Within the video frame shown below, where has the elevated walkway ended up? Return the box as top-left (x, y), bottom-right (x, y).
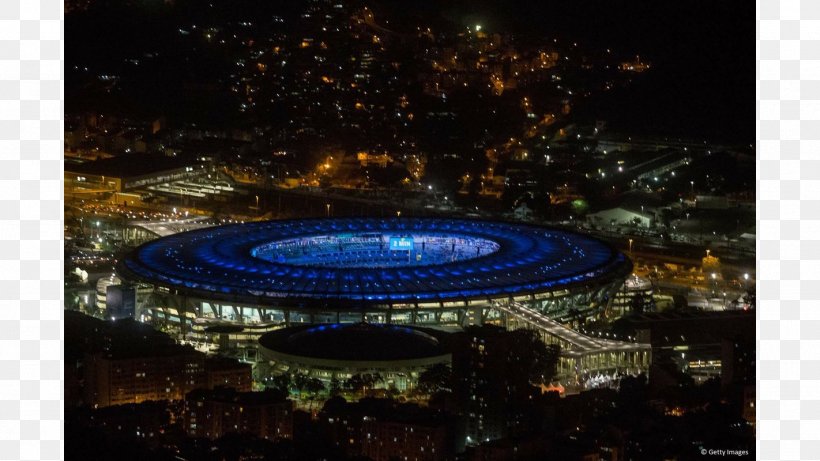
top-left (496, 301), bottom-right (651, 388)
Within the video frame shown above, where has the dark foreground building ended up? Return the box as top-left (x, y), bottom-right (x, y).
top-left (184, 387), bottom-right (294, 440)
top-left (66, 311), bottom-right (251, 408)
top-left (320, 397), bottom-right (460, 461)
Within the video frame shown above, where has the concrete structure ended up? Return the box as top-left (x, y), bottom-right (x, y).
top-left (184, 388), bottom-right (293, 440)
top-left (105, 284), bottom-right (136, 321)
top-left (117, 218), bottom-right (632, 338)
top-left (625, 310), bottom-right (754, 385)
top-left (362, 417), bottom-right (451, 461)
top-left (95, 274), bottom-right (121, 311)
top-left (65, 153), bottom-right (206, 194)
top-left (258, 323), bottom-right (452, 392)
top-left (320, 398), bottom-right (458, 461)
top-left (610, 275), bottom-right (654, 316)
top-left (498, 302), bottom-right (651, 388)
top-left (83, 346), bottom-right (252, 407)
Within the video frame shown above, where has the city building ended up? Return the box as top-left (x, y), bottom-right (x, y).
top-left (83, 350), bottom-right (252, 407)
top-left (184, 388), bottom-right (293, 440)
top-left (467, 435), bottom-right (549, 461)
top-left (320, 398), bottom-right (458, 461)
top-left (361, 417), bottom-right (451, 461)
top-left (626, 310), bottom-right (755, 386)
top-left (610, 275), bottom-right (654, 316)
top-left (204, 356), bottom-right (254, 392)
top-left (105, 284), bottom-right (137, 321)
top-left (65, 153), bottom-right (206, 194)
top-left (83, 346), bottom-right (207, 407)
top-left (73, 313), bottom-right (253, 407)
top-left (452, 326), bottom-right (543, 444)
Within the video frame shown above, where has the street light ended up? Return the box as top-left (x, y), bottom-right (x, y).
top-left (628, 238), bottom-right (633, 253)
top-left (325, 203), bottom-right (331, 217)
top-left (396, 210), bottom-right (401, 217)
top-left (255, 195), bottom-right (259, 208)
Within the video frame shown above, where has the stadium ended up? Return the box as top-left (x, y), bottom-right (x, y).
top-left (257, 322), bottom-right (452, 392)
top-left (118, 217), bottom-right (632, 332)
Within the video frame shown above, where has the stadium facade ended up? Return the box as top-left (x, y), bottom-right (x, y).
top-left (118, 218), bottom-right (632, 332)
top-left (257, 323), bottom-right (452, 392)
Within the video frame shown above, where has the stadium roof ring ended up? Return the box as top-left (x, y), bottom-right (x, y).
top-left (118, 217), bottom-right (632, 309)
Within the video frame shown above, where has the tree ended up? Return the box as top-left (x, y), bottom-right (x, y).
top-left (385, 385), bottom-right (400, 399)
top-left (542, 344), bottom-right (561, 383)
top-left (305, 377), bottom-right (325, 400)
top-left (345, 374), bottom-right (365, 395)
top-left (618, 373), bottom-right (648, 405)
top-left (271, 373), bottom-right (292, 395)
top-left (328, 376), bottom-right (343, 397)
top-left (253, 361), bottom-right (274, 388)
top-left (702, 254), bottom-right (721, 274)
top-left (417, 363), bottom-right (453, 395)
top-left (360, 373), bottom-right (381, 395)
top-left (508, 329), bottom-right (561, 385)
top-left (293, 373), bottom-right (310, 399)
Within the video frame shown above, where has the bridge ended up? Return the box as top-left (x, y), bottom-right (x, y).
top-left (496, 301), bottom-right (651, 390)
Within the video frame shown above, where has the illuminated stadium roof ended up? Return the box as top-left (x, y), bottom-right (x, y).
top-left (118, 218), bottom-right (630, 307)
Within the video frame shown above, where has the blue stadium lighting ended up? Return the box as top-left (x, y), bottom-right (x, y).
top-left (119, 218), bottom-right (629, 306)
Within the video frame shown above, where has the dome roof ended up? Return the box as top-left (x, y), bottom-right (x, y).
top-left (259, 323), bottom-right (449, 361)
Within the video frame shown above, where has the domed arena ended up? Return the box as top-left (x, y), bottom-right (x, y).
top-left (117, 218), bottom-right (631, 331)
top-left (257, 322), bottom-right (453, 391)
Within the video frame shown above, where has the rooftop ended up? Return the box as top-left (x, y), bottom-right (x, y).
top-left (259, 323), bottom-right (450, 361)
top-left (65, 153), bottom-right (201, 179)
top-left (118, 218), bottom-right (630, 307)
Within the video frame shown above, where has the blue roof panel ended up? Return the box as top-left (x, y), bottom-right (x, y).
top-left (120, 218), bottom-right (629, 306)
